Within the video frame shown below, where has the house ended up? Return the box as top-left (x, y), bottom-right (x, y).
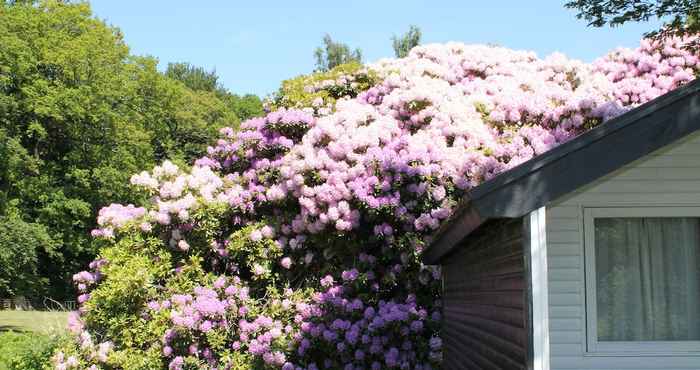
top-left (424, 78), bottom-right (700, 370)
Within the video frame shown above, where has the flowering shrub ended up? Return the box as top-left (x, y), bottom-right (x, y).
top-left (55, 37), bottom-right (699, 369)
top-left (269, 62), bottom-right (380, 114)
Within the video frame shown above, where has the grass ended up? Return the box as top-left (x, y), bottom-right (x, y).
top-left (0, 310), bottom-right (68, 333)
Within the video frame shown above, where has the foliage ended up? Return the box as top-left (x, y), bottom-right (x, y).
top-left (224, 93), bottom-right (265, 122)
top-left (165, 62), bottom-right (220, 93)
top-left (57, 34), bottom-right (700, 369)
top-left (0, 217), bottom-right (55, 297)
top-left (313, 34), bottom-right (362, 72)
top-left (0, 0), bottom-right (243, 300)
top-left (166, 62), bottom-right (264, 122)
top-left (566, 0), bottom-right (700, 46)
top-left (271, 62), bottom-right (380, 111)
top-left (0, 331), bottom-right (60, 370)
top-left (133, 58), bottom-right (240, 164)
top-left (392, 25), bottom-right (422, 58)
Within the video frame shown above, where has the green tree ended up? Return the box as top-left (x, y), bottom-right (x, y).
top-left (314, 34), bottom-right (362, 72)
top-left (134, 58), bottom-right (239, 163)
top-left (0, 0), bottom-right (241, 299)
top-left (566, 0), bottom-right (700, 42)
top-left (223, 93), bottom-right (265, 121)
top-left (0, 217), bottom-right (55, 298)
top-left (165, 62), bottom-right (220, 93)
top-left (392, 25), bottom-right (422, 58)
top-left (166, 61), bottom-right (264, 121)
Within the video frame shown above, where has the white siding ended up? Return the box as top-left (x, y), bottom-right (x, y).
top-left (545, 131), bottom-right (700, 369)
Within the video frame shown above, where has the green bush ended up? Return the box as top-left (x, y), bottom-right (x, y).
top-left (270, 62), bottom-right (379, 110)
top-left (0, 331), bottom-right (60, 370)
top-left (0, 217), bottom-right (56, 298)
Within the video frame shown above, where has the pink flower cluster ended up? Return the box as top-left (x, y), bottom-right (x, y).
top-left (72, 259), bottom-right (107, 307)
top-left (92, 204), bottom-right (146, 238)
top-left (153, 277), bottom-right (302, 369)
top-left (52, 330), bottom-right (113, 370)
top-left (594, 37), bottom-right (698, 104)
top-left (304, 71), bottom-right (367, 95)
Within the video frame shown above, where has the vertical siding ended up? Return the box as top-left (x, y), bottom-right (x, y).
top-left (546, 131), bottom-right (700, 369)
top-left (442, 219), bottom-right (527, 370)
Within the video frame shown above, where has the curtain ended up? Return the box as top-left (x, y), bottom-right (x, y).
top-left (595, 217), bottom-right (700, 342)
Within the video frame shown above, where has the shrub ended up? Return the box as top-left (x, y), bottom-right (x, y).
top-left (0, 331), bottom-right (60, 370)
top-left (270, 62), bottom-right (380, 112)
top-left (55, 36), bottom-right (699, 369)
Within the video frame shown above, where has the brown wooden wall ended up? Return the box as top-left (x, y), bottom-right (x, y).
top-left (441, 218), bottom-right (527, 370)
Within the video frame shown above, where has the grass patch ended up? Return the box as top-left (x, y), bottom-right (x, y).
top-left (0, 331), bottom-right (60, 370)
top-left (0, 310), bottom-right (68, 333)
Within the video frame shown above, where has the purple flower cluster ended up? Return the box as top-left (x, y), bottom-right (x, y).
top-left (198, 108), bottom-right (315, 173)
top-left (72, 259), bottom-right (107, 310)
top-left (147, 276), bottom-right (301, 369)
top-left (593, 37), bottom-right (698, 104)
top-left (292, 290), bottom-right (440, 369)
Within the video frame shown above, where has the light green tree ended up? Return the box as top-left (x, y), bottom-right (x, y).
top-left (165, 62), bottom-right (221, 93)
top-left (392, 25), bottom-right (422, 58)
top-left (166, 61), bottom-right (264, 121)
top-left (314, 34), bottom-right (362, 72)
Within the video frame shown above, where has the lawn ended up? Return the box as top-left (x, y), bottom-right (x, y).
top-left (0, 310), bottom-right (68, 333)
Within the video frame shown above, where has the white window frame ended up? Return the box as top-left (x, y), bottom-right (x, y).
top-left (583, 206), bottom-right (700, 356)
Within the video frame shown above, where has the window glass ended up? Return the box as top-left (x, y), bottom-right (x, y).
top-left (594, 217), bottom-right (700, 341)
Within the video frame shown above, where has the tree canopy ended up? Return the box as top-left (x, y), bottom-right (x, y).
top-left (313, 34), bottom-right (363, 72)
top-left (566, 0), bottom-right (700, 42)
top-left (166, 62), bottom-right (264, 121)
top-left (165, 62), bottom-right (221, 93)
top-left (392, 25), bottom-right (422, 58)
top-left (0, 0), bottom-right (261, 300)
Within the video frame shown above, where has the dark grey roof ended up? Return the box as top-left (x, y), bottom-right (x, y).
top-left (424, 78), bottom-right (700, 264)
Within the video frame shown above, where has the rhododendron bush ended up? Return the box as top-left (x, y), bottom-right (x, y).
top-left (55, 37), bottom-right (699, 370)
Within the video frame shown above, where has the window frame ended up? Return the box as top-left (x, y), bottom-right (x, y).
top-left (583, 206), bottom-right (700, 355)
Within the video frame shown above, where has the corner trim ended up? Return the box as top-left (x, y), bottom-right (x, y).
top-left (524, 207), bottom-right (550, 370)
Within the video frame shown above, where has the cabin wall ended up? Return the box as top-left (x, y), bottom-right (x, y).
top-left (545, 131), bottom-right (700, 369)
top-left (441, 219), bottom-right (527, 370)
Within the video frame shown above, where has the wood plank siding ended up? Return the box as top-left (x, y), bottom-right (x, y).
top-left (442, 219), bottom-right (527, 370)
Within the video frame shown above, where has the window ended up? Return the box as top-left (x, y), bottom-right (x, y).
top-left (584, 207), bottom-right (700, 354)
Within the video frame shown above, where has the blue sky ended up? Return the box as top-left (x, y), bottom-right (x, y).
top-left (89, 1), bottom-right (660, 97)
